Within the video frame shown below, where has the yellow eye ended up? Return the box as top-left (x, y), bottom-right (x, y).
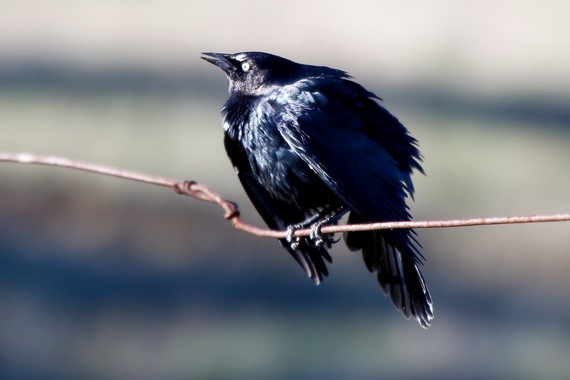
top-left (241, 61), bottom-right (251, 72)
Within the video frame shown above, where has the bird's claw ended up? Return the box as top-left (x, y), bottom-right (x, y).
top-left (286, 225), bottom-right (301, 250)
top-left (308, 223), bottom-right (339, 248)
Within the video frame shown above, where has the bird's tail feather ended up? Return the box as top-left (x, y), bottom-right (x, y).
top-left (345, 215), bottom-right (433, 327)
top-left (281, 239), bottom-right (332, 285)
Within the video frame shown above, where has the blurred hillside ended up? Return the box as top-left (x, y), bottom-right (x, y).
top-left (1, 1), bottom-right (569, 379)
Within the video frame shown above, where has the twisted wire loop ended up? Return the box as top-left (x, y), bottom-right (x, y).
top-left (172, 180), bottom-right (240, 220)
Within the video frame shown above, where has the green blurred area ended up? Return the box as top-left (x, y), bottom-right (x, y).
top-left (1, 1), bottom-right (570, 379)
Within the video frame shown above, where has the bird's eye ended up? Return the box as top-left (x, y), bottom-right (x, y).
top-left (241, 61), bottom-right (251, 72)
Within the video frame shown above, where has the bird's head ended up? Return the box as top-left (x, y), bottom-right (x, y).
top-left (202, 51), bottom-right (299, 96)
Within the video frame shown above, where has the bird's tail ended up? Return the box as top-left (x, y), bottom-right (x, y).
top-left (281, 239), bottom-right (332, 286)
top-left (345, 214), bottom-right (434, 328)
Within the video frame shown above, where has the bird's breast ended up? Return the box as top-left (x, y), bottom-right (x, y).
top-left (223, 96), bottom-right (339, 209)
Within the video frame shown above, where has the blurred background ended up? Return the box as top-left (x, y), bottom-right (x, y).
top-left (1, 1), bottom-right (570, 379)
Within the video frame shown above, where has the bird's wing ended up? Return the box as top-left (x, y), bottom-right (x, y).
top-left (267, 78), bottom-right (433, 326)
top-left (267, 78), bottom-right (422, 261)
top-left (224, 133), bottom-right (331, 285)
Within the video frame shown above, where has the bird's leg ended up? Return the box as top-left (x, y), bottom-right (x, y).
top-left (285, 225), bottom-right (301, 250)
top-left (285, 211), bottom-right (324, 250)
top-left (285, 206), bottom-right (347, 250)
top-left (308, 206), bottom-right (348, 247)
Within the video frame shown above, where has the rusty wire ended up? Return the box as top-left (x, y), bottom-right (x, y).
top-left (1, 152), bottom-right (569, 240)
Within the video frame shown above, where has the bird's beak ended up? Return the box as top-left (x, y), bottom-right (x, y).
top-left (201, 52), bottom-right (233, 74)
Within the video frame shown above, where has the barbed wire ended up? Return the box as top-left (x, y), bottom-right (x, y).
top-left (1, 152), bottom-right (569, 240)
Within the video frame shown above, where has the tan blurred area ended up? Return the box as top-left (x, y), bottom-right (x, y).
top-left (1, 1), bottom-right (569, 379)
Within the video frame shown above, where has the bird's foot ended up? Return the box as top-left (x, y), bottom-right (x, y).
top-left (308, 221), bottom-right (339, 248)
top-left (285, 225), bottom-right (301, 250)
top-left (286, 206), bottom-right (347, 250)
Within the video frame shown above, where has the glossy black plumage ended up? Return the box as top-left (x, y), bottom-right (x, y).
top-left (203, 51), bottom-right (433, 327)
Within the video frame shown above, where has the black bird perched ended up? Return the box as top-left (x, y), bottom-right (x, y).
top-left (202, 51), bottom-right (433, 327)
